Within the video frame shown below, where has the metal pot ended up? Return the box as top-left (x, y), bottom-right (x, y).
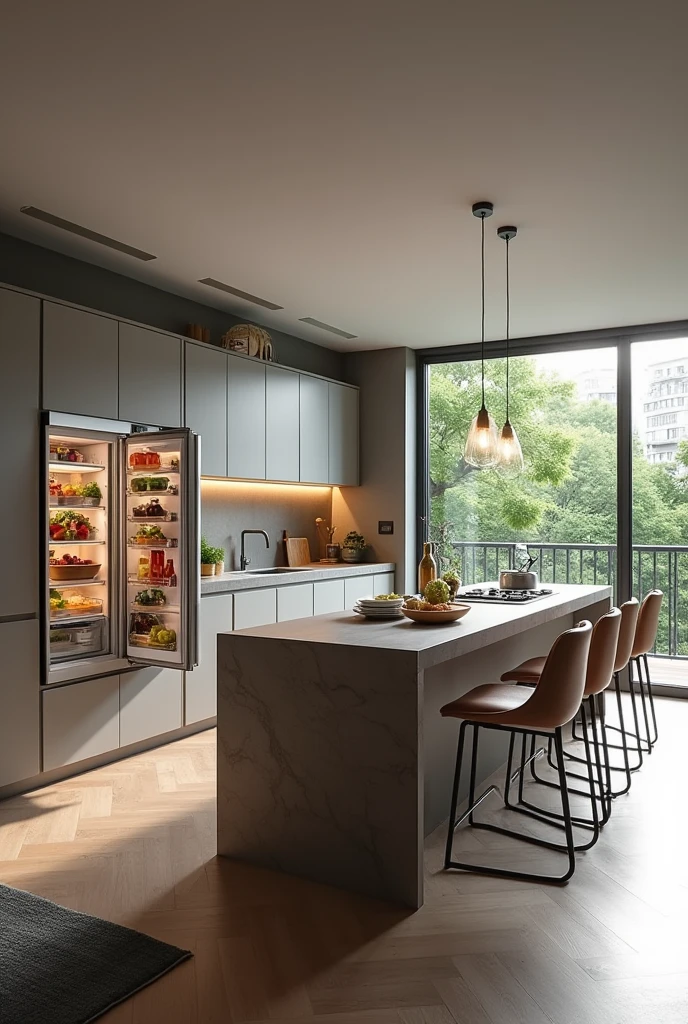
top-left (499, 569), bottom-right (539, 591)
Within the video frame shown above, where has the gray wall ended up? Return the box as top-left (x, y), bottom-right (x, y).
top-left (201, 480), bottom-right (333, 570)
top-left (0, 231), bottom-right (344, 378)
top-left (332, 347), bottom-right (417, 591)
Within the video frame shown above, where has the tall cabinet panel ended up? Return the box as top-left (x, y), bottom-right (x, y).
top-left (299, 375), bottom-right (329, 483)
top-left (43, 302), bottom-right (119, 418)
top-left (185, 342), bottom-right (228, 477)
top-left (0, 620), bottom-right (40, 787)
top-left (119, 323), bottom-right (182, 426)
top-left (0, 288), bottom-right (40, 617)
top-left (266, 366), bottom-right (300, 482)
top-left (227, 356), bottom-right (266, 479)
top-left (328, 383), bottom-right (359, 485)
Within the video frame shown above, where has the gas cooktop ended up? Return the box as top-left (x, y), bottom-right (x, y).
top-left (459, 587), bottom-right (555, 604)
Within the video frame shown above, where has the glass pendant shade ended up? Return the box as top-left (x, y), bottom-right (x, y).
top-left (497, 420), bottom-right (524, 478)
top-left (464, 404), bottom-right (499, 468)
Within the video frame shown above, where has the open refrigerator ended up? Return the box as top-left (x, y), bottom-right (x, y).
top-left (43, 412), bottom-right (199, 685)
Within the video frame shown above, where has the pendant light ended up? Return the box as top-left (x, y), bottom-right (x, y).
top-left (464, 201), bottom-right (499, 468)
top-left (496, 224), bottom-right (524, 478)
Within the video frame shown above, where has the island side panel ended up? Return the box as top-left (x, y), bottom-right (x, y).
top-left (422, 612), bottom-right (579, 837)
top-left (217, 633), bottom-right (423, 907)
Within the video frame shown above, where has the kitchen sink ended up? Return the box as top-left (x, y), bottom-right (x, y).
top-left (248, 567), bottom-right (307, 574)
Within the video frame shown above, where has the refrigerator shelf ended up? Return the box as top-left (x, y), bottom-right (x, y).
top-left (49, 462), bottom-right (106, 473)
top-left (129, 634), bottom-right (177, 652)
top-left (131, 603), bottom-right (180, 613)
top-left (50, 610), bottom-right (106, 621)
top-left (50, 539), bottom-right (105, 546)
top-left (126, 487), bottom-right (179, 497)
top-left (49, 500), bottom-right (106, 509)
top-left (128, 513), bottom-right (178, 523)
top-left (49, 578), bottom-right (105, 589)
top-left (127, 467), bottom-right (180, 476)
top-left (128, 539), bottom-right (178, 548)
top-left (127, 574), bottom-right (177, 587)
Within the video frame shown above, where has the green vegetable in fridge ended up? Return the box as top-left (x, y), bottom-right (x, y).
top-left (81, 482), bottom-right (102, 499)
top-left (424, 579), bottom-right (451, 605)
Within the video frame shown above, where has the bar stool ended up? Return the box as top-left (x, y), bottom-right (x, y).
top-left (503, 607), bottom-right (621, 833)
top-left (502, 600), bottom-right (641, 798)
top-left (631, 590), bottom-right (663, 751)
top-left (441, 620), bottom-right (592, 885)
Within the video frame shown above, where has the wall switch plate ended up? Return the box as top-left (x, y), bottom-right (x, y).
top-left (378, 521), bottom-right (394, 535)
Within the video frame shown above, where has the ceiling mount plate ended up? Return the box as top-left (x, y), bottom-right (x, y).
top-left (472, 201), bottom-right (494, 219)
top-left (497, 225), bottom-right (518, 240)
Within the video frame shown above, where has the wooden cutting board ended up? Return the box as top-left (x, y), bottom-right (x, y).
top-left (285, 536), bottom-right (311, 566)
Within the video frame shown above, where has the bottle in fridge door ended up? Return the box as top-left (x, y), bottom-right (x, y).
top-left (124, 429), bottom-right (199, 670)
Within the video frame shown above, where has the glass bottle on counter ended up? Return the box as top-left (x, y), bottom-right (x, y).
top-left (418, 542), bottom-right (437, 594)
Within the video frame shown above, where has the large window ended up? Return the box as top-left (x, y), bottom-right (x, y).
top-left (420, 332), bottom-right (688, 690)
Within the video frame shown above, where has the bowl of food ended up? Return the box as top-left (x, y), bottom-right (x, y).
top-left (401, 579), bottom-right (471, 624)
top-left (49, 557), bottom-right (101, 581)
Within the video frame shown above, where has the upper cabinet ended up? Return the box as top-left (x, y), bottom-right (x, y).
top-left (43, 302), bottom-right (119, 418)
top-left (227, 355), bottom-right (266, 480)
top-left (328, 382), bottom-right (359, 485)
top-left (299, 375), bottom-right (329, 484)
top-left (184, 341), bottom-right (228, 477)
top-left (118, 324), bottom-right (181, 426)
top-left (266, 366), bottom-right (300, 482)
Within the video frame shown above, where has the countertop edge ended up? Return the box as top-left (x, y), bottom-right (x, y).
top-left (202, 561), bottom-right (396, 594)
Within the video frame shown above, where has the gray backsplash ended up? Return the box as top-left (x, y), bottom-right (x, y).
top-left (201, 480), bottom-right (333, 569)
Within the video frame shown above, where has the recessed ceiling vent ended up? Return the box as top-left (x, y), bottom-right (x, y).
top-left (298, 317), bottom-right (357, 340)
top-left (198, 278), bottom-right (283, 310)
top-left (20, 206), bottom-right (156, 261)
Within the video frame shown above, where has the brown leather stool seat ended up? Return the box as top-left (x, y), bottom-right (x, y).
top-left (501, 656), bottom-right (545, 685)
top-left (442, 620), bottom-right (592, 885)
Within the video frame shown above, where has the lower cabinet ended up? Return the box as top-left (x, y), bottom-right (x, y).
top-left (233, 588), bottom-right (277, 630)
top-left (43, 676), bottom-right (120, 771)
top-left (277, 584), bottom-right (314, 622)
top-left (373, 572), bottom-right (396, 596)
top-left (120, 667), bottom-right (182, 746)
top-left (344, 575), bottom-right (377, 608)
top-left (0, 619), bottom-right (40, 788)
top-left (313, 578), bottom-right (345, 615)
top-left (185, 594), bottom-right (233, 725)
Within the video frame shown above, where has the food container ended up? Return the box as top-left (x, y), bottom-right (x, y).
top-left (74, 625), bottom-right (97, 645)
top-left (49, 563), bottom-right (101, 581)
top-left (499, 570), bottom-right (539, 591)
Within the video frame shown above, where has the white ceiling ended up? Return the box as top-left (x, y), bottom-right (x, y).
top-left (1, 1), bottom-right (687, 352)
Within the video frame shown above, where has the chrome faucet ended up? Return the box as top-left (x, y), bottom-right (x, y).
top-left (240, 529), bottom-right (270, 571)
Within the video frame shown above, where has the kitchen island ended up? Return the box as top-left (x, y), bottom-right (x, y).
top-left (217, 584), bottom-right (611, 907)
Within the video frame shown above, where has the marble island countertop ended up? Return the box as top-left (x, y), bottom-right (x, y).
top-left (228, 583), bottom-right (612, 670)
top-left (201, 561), bottom-right (395, 595)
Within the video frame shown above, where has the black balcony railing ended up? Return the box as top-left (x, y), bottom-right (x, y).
top-left (447, 541), bottom-right (688, 659)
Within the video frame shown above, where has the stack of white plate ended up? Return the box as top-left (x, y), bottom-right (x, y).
top-left (353, 597), bottom-right (404, 619)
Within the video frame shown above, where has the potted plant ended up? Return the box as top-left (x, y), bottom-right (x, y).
top-left (200, 536), bottom-right (216, 576)
top-left (341, 531), bottom-right (367, 563)
top-left (81, 481), bottom-right (102, 506)
top-left (212, 545), bottom-right (225, 575)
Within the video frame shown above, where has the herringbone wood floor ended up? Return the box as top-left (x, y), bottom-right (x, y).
top-left (2, 697), bottom-right (688, 1023)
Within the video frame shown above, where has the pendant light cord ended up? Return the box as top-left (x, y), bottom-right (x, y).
top-left (481, 212), bottom-right (486, 406)
top-left (505, 233), bottom-right (510, 422)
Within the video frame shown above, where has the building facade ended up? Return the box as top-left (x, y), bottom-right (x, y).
top-left (573, 367), bottom-right (617, 403)
top-left (643, 358), bottom-right (688, 464)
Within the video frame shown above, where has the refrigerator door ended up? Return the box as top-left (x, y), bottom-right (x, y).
top-left (122, 428), bottom-right (199, 671)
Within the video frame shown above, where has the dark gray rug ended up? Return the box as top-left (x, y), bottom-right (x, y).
top-left (0, 883), bottom-right (192, 1024)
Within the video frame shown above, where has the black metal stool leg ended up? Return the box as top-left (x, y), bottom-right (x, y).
top-left (634, 656), bottom-right (655, 753)
top-left (444, 720), bottom-right (468, 868)
top-left (643, 653), bottom-right (659, 746)
top-left (608, 672), bottom-right (633, 796)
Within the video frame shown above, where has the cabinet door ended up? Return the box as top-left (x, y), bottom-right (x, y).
top-left (266, 366), bottom-right (300, 482)
top-left (119, 323), bottom-right (181, 426)
top-left (227, 357), bottom-right (266, 479)
top-left (233, 588), bottom-right (277, 630)
top-left (344, 575), bottom-right (376, 608)
top-left (120, 666), bottom-right (182, 746)
top-left (43, 302), bottom-right (119, 418)
top-left (42, 675), bottom-right (119, 771)
top-left (277, 584), bottom-right (314, 622)
top-left (184, 342), bottom-right (228, 477)
top-left (328, 383), bottom-right (359, 485)
top-left (313, 578), bottom-right (345, 615)
top-left (186, 594), bottom-right (233, 724)
top-left (0, 620), bottom-right (40, 787)
top-left (0, 289), bottom-right (40, 618)
top-left (374, 572), bottom-right (396, 596)
top-left (299, 375), bottom-right (329, 483)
